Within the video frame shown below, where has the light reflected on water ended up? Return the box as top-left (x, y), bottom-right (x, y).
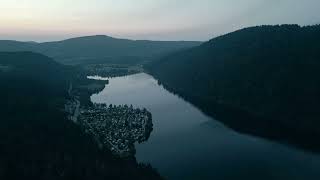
top-left (91, 73), bottom-right (320, 180)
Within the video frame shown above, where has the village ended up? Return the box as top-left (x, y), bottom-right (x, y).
top-left (78, 103), bottom-right (153, 157)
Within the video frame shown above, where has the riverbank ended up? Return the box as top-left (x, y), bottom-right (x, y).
top-left (79, 104), bottom-right (153, 157)
top-left (147, 70), bottom-right (320, 153)
top-left (64, 75), bottom-right (154, 157)
top-left (81, 63), bottom-right (143, 77)
top-left (90, 73), bottom-right (320, 180)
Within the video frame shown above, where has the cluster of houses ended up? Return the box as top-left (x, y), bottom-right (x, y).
top-left (78, 103), bottom-right (153, 157)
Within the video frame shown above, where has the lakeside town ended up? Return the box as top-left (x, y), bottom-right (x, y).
top-left (74, 103), bottom-right (153, 157)
top-left (64, 78), bottom-right (154, 157)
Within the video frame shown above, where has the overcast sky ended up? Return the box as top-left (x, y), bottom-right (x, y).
top-left (0, 0), bottom-right (319, 42)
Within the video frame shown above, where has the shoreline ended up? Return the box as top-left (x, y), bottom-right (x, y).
top-left (78, 104), bottom-right (153, 157)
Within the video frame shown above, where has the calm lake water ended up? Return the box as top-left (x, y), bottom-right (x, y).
top-left (90, 73), bottom-right (320, 180)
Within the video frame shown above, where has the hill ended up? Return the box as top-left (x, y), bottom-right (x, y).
top-left (146, 24), bottom-right (320, 151)
top-left (0, 36), bottom-right (201, 65)
top-left (0, 52), bottom-right (162, 179)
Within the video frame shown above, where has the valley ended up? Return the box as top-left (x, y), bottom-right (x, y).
top-left (1, 24), bottom-right (320, 180)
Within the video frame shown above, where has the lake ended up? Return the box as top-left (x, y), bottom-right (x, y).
top-left (90, 73), bottom-right (320, 180)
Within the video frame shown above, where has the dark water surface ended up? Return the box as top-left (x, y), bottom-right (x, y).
top-left (90, 73), bottom-right (320, 180)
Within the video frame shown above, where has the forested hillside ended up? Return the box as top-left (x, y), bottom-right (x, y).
top-left (146, 24), bottom-right (320, 151)
top-left (0, 52), bottom-right (162, 179)
top-left (0, 36), bottom-right (201, 65)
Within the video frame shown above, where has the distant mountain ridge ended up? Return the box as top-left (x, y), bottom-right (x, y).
top-left (146, 24), bottom-right (320, 151)
top-left (0, 35), bottom-right (201, 65)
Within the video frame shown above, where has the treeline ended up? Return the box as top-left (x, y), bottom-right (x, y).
top-left (0, 52), bottom-right (162, 179)
top-left (0, 35), bottom-right (201, 65)
top-left (146, 24), bottom-right (320, 151)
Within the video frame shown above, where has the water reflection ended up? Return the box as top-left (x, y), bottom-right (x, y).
top-left (91, 73), bottom-right (320, 180)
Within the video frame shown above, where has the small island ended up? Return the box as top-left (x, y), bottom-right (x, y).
top-left (78, 104), bottom-right (153, 157)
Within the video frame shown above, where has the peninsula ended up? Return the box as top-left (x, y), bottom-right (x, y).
top-left (79, 104), bottom-right (153, 157)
